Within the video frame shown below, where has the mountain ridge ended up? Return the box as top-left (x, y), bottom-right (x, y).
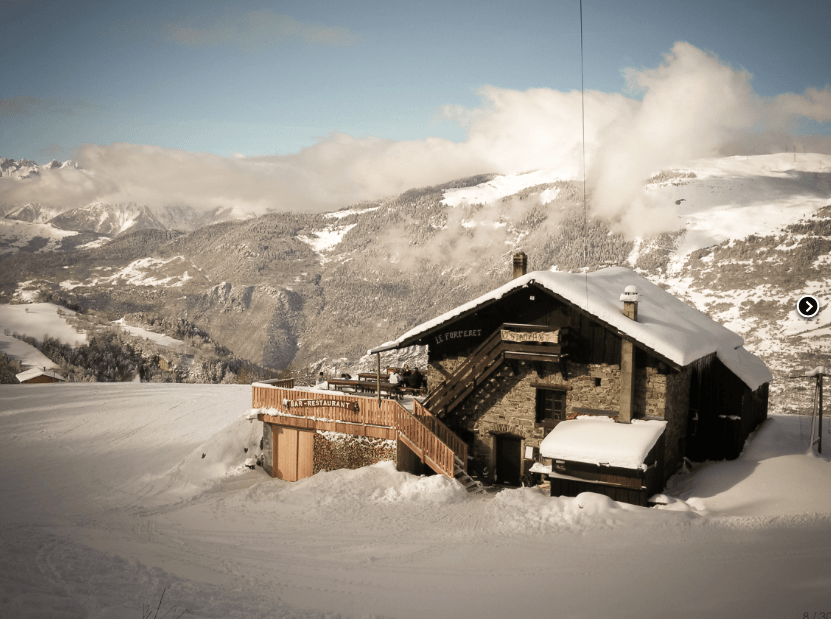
top-left (1, 154), bottom-right (829, 415)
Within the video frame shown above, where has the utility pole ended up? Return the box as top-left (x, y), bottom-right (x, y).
top-left (819, 372), bottom-right (824, 454)
top-left (791, 367), bottom-right (826, 453)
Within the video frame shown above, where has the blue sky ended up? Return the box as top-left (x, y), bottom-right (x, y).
top-left (2, 0), bottom-right (830, 162)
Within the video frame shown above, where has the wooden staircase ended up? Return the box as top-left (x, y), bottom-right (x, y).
top-left (453, 456), bottom-right (485, 493)
top-left (424, 323), bottom-right (565, 418)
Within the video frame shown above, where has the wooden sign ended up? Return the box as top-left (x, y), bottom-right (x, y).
top-left (501, 329), bottom-right (558, 344)
top-left (284, 398), bottom-right (360, 412)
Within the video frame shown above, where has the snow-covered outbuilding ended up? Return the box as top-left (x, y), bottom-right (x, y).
top-left (370, 254), bottom-right (772, 506)
top-left (16, 367), bottom-right (66, 384)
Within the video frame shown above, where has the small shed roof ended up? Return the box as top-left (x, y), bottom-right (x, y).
top-left (369, 267), bottom-right (772, 391)
top-left (15, 368), bottom-right (66, 383)
top-left (539, 416), bottom-right (667, 470)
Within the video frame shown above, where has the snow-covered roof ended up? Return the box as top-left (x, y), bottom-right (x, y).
top-left (540, 416), bottom-right (667, 470)
top-left (369, 267), bottom-right (772, 391)
top-left (16, 368), bottom-right (65, 383)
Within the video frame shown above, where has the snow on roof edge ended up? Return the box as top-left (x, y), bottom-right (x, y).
top-left (371, 267), bottom-right (772, 391)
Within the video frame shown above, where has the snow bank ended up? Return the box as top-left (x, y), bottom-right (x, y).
top-left (297, 223), bottom-right (357, 253)
top-left (665, 414), bottom-right (831, 518)
top-left (484, 487), bottom-right (699, 535)
top-left (244, 460), bottom-right (466, 516)
top-left (152, 414), bottom-right (263, 499)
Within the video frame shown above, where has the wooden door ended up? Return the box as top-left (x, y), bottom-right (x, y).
top-left (297, 430), bottom-right (315, 480)
top-left (275, 426), bottom-right (299, 481)
top-left (495, 435), bottom-right (521, 486)
top-left (274, 427), bottom-right (316, 482)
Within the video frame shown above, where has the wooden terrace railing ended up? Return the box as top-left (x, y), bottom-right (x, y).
top-left (252, 383), bottom-right (458, 477)
top-left (256, 377), bottom-right (295, 389)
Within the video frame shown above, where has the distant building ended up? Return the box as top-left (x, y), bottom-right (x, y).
top-left (369, 253), bottom-right (772, 506)
top-left (16, 368), bottom-right (66, 384)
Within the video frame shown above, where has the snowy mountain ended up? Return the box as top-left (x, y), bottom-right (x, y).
top-left (151, 204), bottom-right (247, 232)
top-left (48, 202), bottom-right (166, 236)
top-left (0, 157), bottom-right (40, 179)
top-left (0, 157), bottom-right (254, 249)
top-left (0, 156), bottom-right (78, 180)
top-left (5, 202), bottom-right (68, 224)
top-left (1, 154), bottom-right (829, 411)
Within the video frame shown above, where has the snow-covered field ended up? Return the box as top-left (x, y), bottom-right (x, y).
top-left (0, 302), bottom-right (86, 345)
top-left (111, 318), bottom-right (185, 348)
top-left (1, 383), bottom-right (830, 618)
top-left (0, 334), bottom-right (60, 370)
top-left (442, 169), bottom-right (567, 207)
top-left (297, 223), bottom-right (358, 260)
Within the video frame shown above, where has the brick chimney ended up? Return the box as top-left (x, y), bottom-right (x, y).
top-left (512, 252), bottom-right (527, 279)
top-left (618, 285), bottom-right (639, 423)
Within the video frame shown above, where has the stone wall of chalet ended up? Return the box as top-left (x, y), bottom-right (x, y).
top-left (312, 431), bottom-right (396, 474)
top-left (569, 364), bottom-right (621, 413)
top-left (427, 355), bottom-right (467, 395)
top-left (439, 357), bottom-right (689, 483)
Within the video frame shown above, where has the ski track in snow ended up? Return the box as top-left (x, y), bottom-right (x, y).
top-left (1, 383), bottom-right (830, 618)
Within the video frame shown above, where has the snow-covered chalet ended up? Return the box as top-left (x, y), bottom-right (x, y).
top-left (369, 253), bottom-right (772, 506)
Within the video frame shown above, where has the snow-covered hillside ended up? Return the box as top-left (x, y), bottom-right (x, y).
top-left (0, 333), bottom-right (60, 370)
top-left (0, 218), bottom-right (78, 256)
top-left (111, 317), bottom-right (185, 348)
top-left (0, 302), bottom-right (86, 345)
top-left (0, 383), bottom-right (828, 619)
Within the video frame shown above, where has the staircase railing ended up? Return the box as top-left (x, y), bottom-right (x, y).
top-left (424, 324), bottom-right (564, 418)
top-left (413, 400), bottom-right (468, 472)
top-left (424, 327), bottom-right (505, 412)
top-left (392, 402), bottom-right (455, 477)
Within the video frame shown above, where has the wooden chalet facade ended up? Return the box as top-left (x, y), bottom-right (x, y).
top-left (370, 254), bottom-right (772, 506)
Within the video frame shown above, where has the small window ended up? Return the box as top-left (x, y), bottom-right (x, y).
top-left (536, 389), bottom-right (566, 427)
top-left (594, 377), bottom-right (601, 387)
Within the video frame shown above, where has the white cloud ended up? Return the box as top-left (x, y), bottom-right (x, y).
top-left (3, 42), bottom-right (831, 237)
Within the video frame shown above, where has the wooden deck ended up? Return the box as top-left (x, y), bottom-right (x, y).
top-left (252, 383), bottom-right (463, 477)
